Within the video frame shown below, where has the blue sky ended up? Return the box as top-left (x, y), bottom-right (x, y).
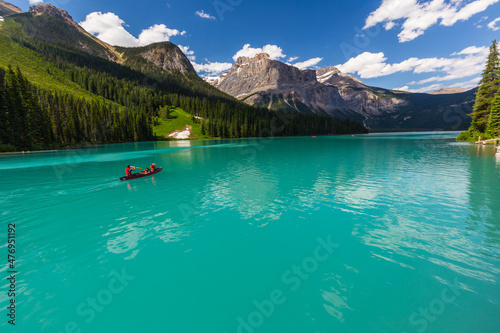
top-left (9, 0), bottom-right (500, 92)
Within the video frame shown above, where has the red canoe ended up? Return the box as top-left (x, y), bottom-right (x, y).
top-left (120, 167), bottom-right (163, 181)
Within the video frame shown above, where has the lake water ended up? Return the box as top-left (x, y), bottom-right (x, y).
top-left (1, 132), bottom-right (499, 333)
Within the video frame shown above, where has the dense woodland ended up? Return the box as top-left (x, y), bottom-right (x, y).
top-left (458, 40), bottom-right (500, 141)
top-left (0, 13), bottom-right (367, 152)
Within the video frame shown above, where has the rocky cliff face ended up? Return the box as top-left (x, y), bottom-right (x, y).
top-left (206, 55), bottom-right (477, 130)
top-left (208, 54), bottom-right (407, 121)
top-left (26, 4), bottom-right (194, 74)
top-left (139, 43), bottom-right (195, 73)
top-left (214, 53), bottom-right (354, 118)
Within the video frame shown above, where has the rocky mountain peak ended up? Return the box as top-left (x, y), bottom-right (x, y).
top-left (135, 42), bottom-right (195, 73)
top-left (30, 4), bottom-right (72, 23)
top-left (212, 53), bottom-right (320, 99)
top-left (0, 0), bottom-right (23, 17)
top-left (235, 53), bottom-right (270, 64)
top-left (316, 66), bottom-right (340, 80)
top-left (428, 87), bottom-right (470, 95)
top-left (29, 3), bottom-right (88, 34)
top-left (205, 54), bottom-right (412, 120)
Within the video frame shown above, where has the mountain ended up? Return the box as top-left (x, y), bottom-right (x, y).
top-left (0, 2), bottom-right (366, 151)
top-left (428, 87), bottom-right (469, 95)
top-left (0, 0), bottom-right (22, 17)
top-left (207, 54), bottom-right (477, 131)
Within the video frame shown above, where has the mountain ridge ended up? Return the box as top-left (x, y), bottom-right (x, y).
top-left (0, 1), bottom-right (367, 152)
top-left (0, 0), bottom-right (22, 17)
top-left (206, 53), bottom-right (477, 130)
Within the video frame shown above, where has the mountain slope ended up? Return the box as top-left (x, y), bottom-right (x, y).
top-left (0, 0), bottom-right (22, 17)
top-left (0, 2), bottom-right (367, 151)
top-left (208, 54), bottom-right (477, 131)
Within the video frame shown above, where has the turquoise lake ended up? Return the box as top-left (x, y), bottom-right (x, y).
top-left (1, 132), bottom-right (499, 332)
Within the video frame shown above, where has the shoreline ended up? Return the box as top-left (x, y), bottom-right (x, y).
top-left (0, 129), bottom-right (467, 155)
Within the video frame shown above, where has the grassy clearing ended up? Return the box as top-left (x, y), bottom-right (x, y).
top-left (153, 107), bottom-right (212, 140)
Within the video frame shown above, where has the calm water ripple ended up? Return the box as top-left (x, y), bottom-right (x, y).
top-left (0, 133), bottom-right (499, 332)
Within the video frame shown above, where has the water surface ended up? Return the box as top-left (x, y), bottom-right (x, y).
top-left (1, 132), bottom-right (499, 332)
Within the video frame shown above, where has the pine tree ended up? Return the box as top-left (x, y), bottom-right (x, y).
top-left (487, 87), bottom-right (500, 137)
top-left (471, 40), bottom-right (500, 132)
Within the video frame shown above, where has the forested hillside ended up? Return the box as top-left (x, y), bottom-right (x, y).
top-left (0, 5), bottom-right (367, 152)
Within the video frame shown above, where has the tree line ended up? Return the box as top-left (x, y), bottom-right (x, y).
top-left (459, 40), bottom-right (500, 141)
top-left (0, 66), bottom-right (153, 152)
top-left (1, 22), bottom-right (367, 151)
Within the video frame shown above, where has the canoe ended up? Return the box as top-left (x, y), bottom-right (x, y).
top-left (120, 167), bottom-right (163, 181)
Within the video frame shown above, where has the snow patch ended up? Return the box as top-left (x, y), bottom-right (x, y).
top-left (317, 71), bottom-right (336, 83)
top-left (0, 16), bottom-right (4, 22)
top-left (168, 127), bottom-right (191, 139)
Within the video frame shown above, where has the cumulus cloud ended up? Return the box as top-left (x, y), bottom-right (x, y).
top-left (393, 85), bottom-right (410, 91)
top-left (449, 77), bottom-right (481, 89)
top-left (195, 10), bottom-right (216, 20)
top-left (178, 45), bottom-right (196, 61)
top-left (409, 83), bottom-right (444, 93)
top-left (336, 45), bottom-right (488, 84)
top-left (232, 44), bottom-right (286, 62)
top-left (192, 61), bottom-right (233, 76)
top-left (80, 12), bottom-right (185, 47)
top-left (29, 0), bottom-right (43, 4)
top-left (288, 56), bottom-right (299, 62)
top-left (364, 0), bottom-right (500, 42)
top-left (293, 57), bottom-right (324, 69)
top-left (488, 17), bottom-right (500, 30)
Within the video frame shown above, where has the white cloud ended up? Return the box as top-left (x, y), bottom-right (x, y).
top-left (79, 12), bottom-right (185, 47)
top-left (364, 0), bottom-right (500, 42)
top-left (395, 78), bottom-right (479, 93)
top-left (195, 10), bottom-right (216, 20)
top-left (393, 85), bottom-right (410, 91)
top-left (232, 44), bottom-right (286, 62)
top-left (293, 57), bottom-right (324, 69)
top-left (336, 45), bottom-right (489, 83)
top-left (449, 76), bottom-right (481, 89)
top-left (451, 45), bottom-right (488, 55)
top-left (409, 83), bottom-right (444, 93)
top-left (138, 24), bottom-right (185, 46)
top-left (29, 0), bottom-right (43, 4)
top-left (178, 45), bottom-right (196, 61)
top-left (488, 17), bottom-right (500, 30)
top-left (192, 61), bottom-right (233, 77)
top-left (288, 56), bottom-right (299, 62)
top-left (474, 15), bottom-right (489, 27)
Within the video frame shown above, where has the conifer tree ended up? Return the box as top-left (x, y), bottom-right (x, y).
top-left (471, 40), bottom-right (500, 132)
top-left (487, 87), bottom-right (500, 137)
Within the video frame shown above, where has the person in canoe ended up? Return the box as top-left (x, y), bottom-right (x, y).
top-left (125, 165), bottom-right (136, 176)
top-left (150, 163), bottom-right (157, 171)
